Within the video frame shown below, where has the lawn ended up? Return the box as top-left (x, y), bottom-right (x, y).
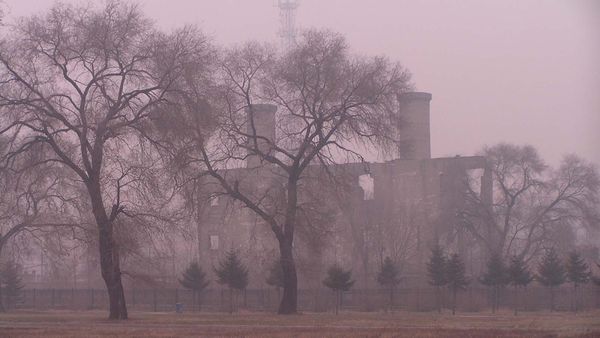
top-left (0, 310), bottom-right (599, 337)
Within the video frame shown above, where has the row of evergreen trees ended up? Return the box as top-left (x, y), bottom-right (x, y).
top-left (180, 247), bottom-right (598, 314)
top-left (180, 251), bottom-right (248, 313)
top-left (180, 251), bottom-right (358, 314)
top-left (426, 246), bottom-right (598, 314)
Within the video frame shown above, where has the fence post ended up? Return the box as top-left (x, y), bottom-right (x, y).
top-left (132, 288), bottom-right (136, 309)
top-left (416, 286), bottom-right (421, 312)
top-left (175, 288), bottom-right (179, 305)
top-left (32, 289), bottom-right (36, 309)
top-left (90, 289), bottom-right (94, 309)
top-left (51, 289), bottom-right (55, 308)
top-left (71, 288), bottom-right (75, 310)
top-left (153, 289), bottom-right (157, 312)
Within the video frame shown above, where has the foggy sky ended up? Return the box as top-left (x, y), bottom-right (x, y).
top-left (3, 0), bottom-right (599, 166)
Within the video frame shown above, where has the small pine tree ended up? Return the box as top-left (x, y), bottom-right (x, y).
top-left (565, 251), bottom-right (591, 312)
top-left (323, 264), bottom-right (355, 314)
top-left (480, 253), bottom-right (508, 313)
top-left (214, 250), bottom-right (249, 313)
top-left (446, 253), bottom-right (469, 315)
top-left (265, 259), bottom-right (284, 289)
top-left (537, 248), bottom-right (566, 311)
top-left (507, 255), bottom-right (533, 315)
top-left (179, 262), bottom-right (210, 311)
top-left (1, 261), bottom-right (24, 311)
top-left (376, 257), bottom-right (402, 310)
top-left (426, 245), bottom-right (447, 313)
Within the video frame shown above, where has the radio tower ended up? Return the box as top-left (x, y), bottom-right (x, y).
top-left (277, 0), bottom-right (299, 50)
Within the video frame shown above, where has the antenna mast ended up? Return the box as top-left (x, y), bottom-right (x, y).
top-left (277, 0), bottom-right (299, 50)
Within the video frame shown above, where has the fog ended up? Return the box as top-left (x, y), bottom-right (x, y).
top-left (0, 0), bottom-right (599, 331)
top-left (4, 0), bottom-right (598, 165)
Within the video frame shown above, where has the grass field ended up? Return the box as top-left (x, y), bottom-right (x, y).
top-left (0, 310), bottom-right (599, 337)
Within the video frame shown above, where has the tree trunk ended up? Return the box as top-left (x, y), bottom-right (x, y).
top-left (513, 285), bottom-right (518, 316)
top-left (491, 287), bottom-right (496, 313)
top-left (550, 286), bottom-right (555, 312)
top-left (99, 225), bottom-right (128, 320)
top-left (0, 245), bottom-right (4, 312)
top-left (0, 275), bottom-right (4, 312)
top-left (452, 288), bottom-right (457, 315)
top-left (89, 180), bottom-right (127, 320)
top-left (229, 288), bottom-right (233, 314)
top-left (335, 290), bottom-right (340, 315)
top-left (278, 237), bottom-right (298, 314)
top-left (197, 291), bottom-right (202, 312)
top-left (278, 177), bottom-right (299, 315)
top-left (436, 286), bottom-right (442, 313)
top-left (389, 287), bottom-right (394, 312)
top-left (573, 284), bottom-right (577, 313)
top-left (193, 290), bottom-right (197, 312)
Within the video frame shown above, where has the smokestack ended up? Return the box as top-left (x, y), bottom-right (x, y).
top-left (397, 92), bottom-right (432, 160)
top-left (246, 104), bottom-right (277, 168)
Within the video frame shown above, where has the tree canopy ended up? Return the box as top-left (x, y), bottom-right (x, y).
top-left (214, 250), bottom-right (249, 291)
top-left (537, 248), bottom-right (566, 288)
top-left (427, 245), bottom-right (447, 287)
top-left (377, 257), bottom-right (402, 288)
top-left (507, 255), bottom-right (533, 287)
top-left (565, 251), bottom-right (590, 287)
top-left (179, 262), bottom-right (210, 292)
top-left (323, 264), bottom-right (355, 292)
top-left (480, 253), bottom-right (508, 287)
top-left (461, 144), bottom-right (600, 260)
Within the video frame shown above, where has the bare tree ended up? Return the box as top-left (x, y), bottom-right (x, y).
top-left (168, 30), bottom-right (410, 314)
top-left (0, 145), bottom-right (83, 310)
top-left (0, 2), bottom-right (213, 319)
top-left (461, 144), bottom-right (600, 261)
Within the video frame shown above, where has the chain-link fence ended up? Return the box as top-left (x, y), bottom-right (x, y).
top-left (9, 285), bottom-right (600, 313)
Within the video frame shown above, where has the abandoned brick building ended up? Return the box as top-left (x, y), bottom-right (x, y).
top-left (196, 92), bottom-right (493, 289)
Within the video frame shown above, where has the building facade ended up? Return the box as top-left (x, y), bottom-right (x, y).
top-left (196, 92), bottom-right (492, 289)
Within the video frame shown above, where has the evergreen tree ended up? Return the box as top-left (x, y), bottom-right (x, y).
top-left (446, 253), bottom-right (469, 315)
top-left (323, 264), bottom-right (355, 314)
top-left (536, 248), bottom-right (565, 311)
top-left (426, 245), bottom-right (447, 313)
top-left (480, 253), bottom-right (508, 313)
top-left (265, 259), bottom-right (284, 289)
top-left (214, 250), bottom-right (249, 313)
top-left (0, 261), bottom-right (24, 311)
top-left (565, 251), bottom-right (591, 312)
top-left (507, 255), bottom-right (533, 315)
top-left (179, 262), bottom-right (210, 311)
top-left (376, 257), bottom-right (402, 310)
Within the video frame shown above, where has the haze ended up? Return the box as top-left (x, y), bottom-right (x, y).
top-left (3, 0), bottom-right (599, 165)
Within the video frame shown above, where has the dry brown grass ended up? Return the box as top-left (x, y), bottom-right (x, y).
top-left (0, 309), bottom-right (599, 337)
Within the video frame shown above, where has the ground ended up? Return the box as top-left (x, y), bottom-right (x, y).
top-left (0, 310), bottom-right (599, 337)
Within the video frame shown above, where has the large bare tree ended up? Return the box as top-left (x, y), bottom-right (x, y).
top-left (168, 31), bottom-right (411, 314)
top-left (461, 144), bottom-right (600, 260)
top-left (0, 2), bottom-right (212, 319)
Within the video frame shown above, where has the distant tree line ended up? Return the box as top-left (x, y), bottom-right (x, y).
top-left (426, 245), bottom-right (597, 314)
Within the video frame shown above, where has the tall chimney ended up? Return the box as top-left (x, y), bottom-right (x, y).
top-left (246, 104), bottom-right (277, 168)
top-left (397, 92), bottom-right (432, 160)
